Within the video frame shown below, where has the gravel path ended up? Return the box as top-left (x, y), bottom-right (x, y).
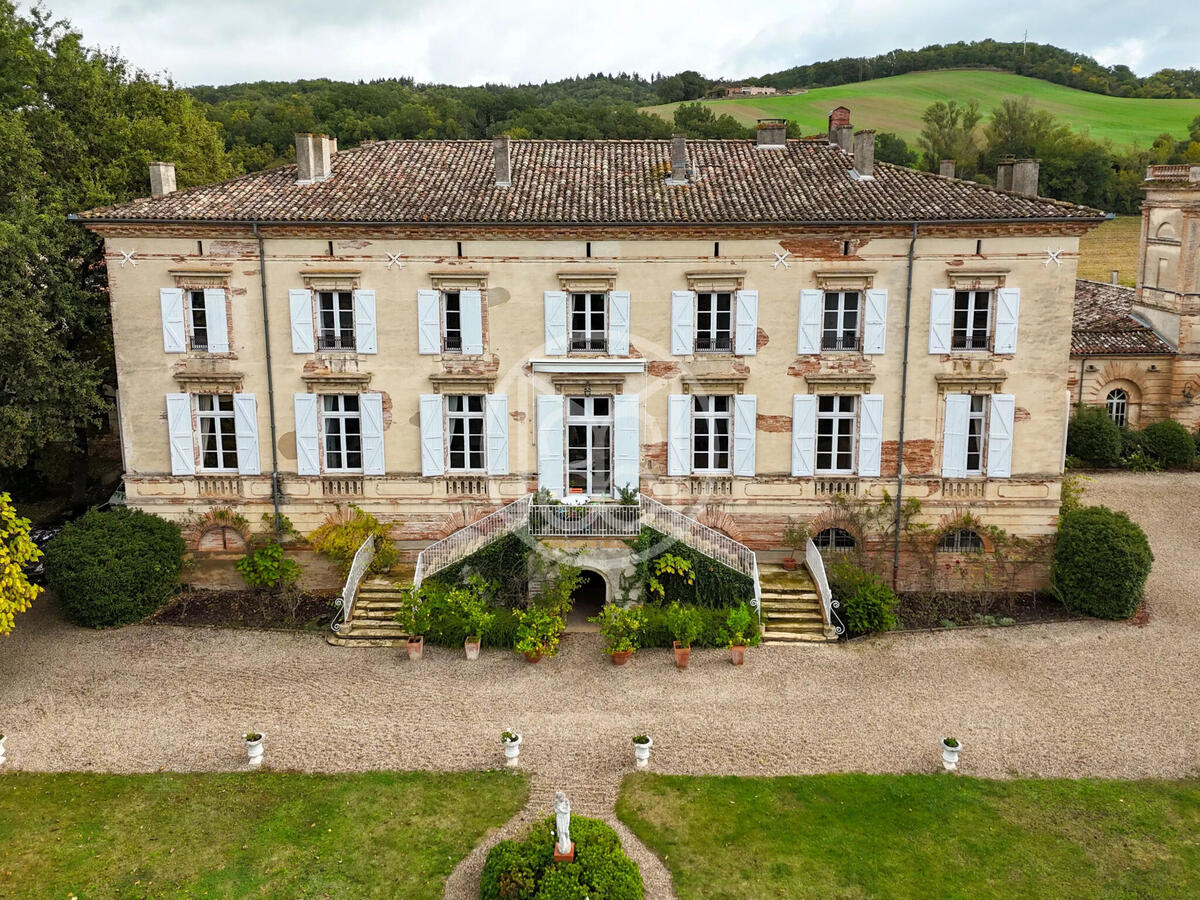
top-left (2, 472), bottom-right (1198, 895)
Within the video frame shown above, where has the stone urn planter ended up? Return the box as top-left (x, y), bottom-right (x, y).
top-left (632, 735), bottom-right (652, 768)
top-left (611, 649), bottom-right (633, 666)
top-left (406, 635), bottom-right (424, 661)
top-left (730, 644), bottom-right (747, 666)
top-left (464, 636), bottom-right (481, 661)
top-left (502, 731), bottom-right (522, 767)
top-left (672, 641), bottom-right (691, 669)
top-left (941, 737), bottom-right (962, 771)
top-left (244, 732), bottom-right (264, 767)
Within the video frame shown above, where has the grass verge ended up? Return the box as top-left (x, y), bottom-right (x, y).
top-left (618, 772), bottom-right (1200, 899)
top-left (0, 770), bottom-right (528, 899)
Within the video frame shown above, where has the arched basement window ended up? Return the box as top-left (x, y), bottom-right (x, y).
top-left (937, 529), bottom-right (984, 552)
top-left (813, 527), bottom-right (856, 551)
top-left (1106, 389), bottom-right (1128, 428)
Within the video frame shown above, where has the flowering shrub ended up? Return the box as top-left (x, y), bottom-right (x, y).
top-left (308, 505), bottom-right (398, 575)
top-left (0, 492), bottom-right (41, 635)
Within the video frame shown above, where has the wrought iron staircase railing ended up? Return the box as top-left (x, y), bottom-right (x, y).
top-left (330, 533), bottom-right (377, 634)
top-left (805, 537), bottom-right (845, 636)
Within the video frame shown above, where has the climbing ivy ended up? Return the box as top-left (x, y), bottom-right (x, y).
top-left (631, 528), bottom-right (753, 608)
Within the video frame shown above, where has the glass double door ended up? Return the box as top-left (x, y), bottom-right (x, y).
top-left (566, 395), bottom-right (612, 496)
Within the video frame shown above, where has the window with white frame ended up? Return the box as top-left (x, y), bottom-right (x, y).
top-left (317, 290), bottom-right (356, 351)
top-left (321, 394), bottom-right (362, 471)
top-left (570, 292), bottom-right (607, 352)
top-left (965, 394), bottom-right (988, 474)
top-left (695, 291), bottom-right (733, 352)
top-left (197, 394), bottom-right (237, 470)
top-left (952, 290), bottom-right (991, 350)
top-left (816, 395), bottom-right (857, 473)
top-left (821, 291), bottom-right (860, 351)
top-left (937, 528), bottom-right (984, 552)
top-left (446, 394), bottom-right (485, 471)
top-left (813, 527), bottom-right (856, 551)
top-left (442, 291), bottom-right (463, 352)
top-left (692, 395), bottom-right (732, 473)
top-left (1106, 388), bottom-right (1128, 428)
top-left (186, 290), bottom-right (209, 351)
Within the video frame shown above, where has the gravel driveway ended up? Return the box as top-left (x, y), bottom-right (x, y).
top-left (2, 472), bottom-right (1198, 896)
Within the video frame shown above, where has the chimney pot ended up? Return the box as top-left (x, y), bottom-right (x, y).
top-left (295, 133), bottom-right (333, 184)
top-left (1011, 158), bottom-right (1041, 198)
top-left (852, 130), bottom-right (875, 178)
top-left (996, 156), bottom-right (1015, 192)
top-left (1110, 270), bottom-right (1120, 285)
top-left (668, 134), bottom-right (689, 184)
top-left (756, 118), bottom-right (787, 149)
top-left (939, 159), bottom-right (956, 178)
top-left (493, 135), bottom-right (512, 186)
top-left (149, 162), bottom-right (176, 198)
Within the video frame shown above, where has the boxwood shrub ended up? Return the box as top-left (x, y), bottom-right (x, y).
top-left (481, 814), bottom-right (643, 900)
top-left (1140, 420), bottom-right (1196, 468)
top-left (1065, 405), bottom-right (1122, 467)
top-left (1051, 505), bottom-right (1153, 620)
top-left (44, 508), bottom-right (185, 628)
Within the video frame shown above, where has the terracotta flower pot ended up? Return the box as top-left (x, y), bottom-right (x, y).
top-left (611, 649), bottom-right (633, 666)
top-left (730, 644), bottom-right (746, 666)
top-left (523, 651), bottom-right (543, 664)
top-left (464, 637), bottom-right (481, 660)
top-left (782, 557), bottom-right (797, 570)
top-left (672, 641), bottom-right (691, 669)
top-left (406, 635), bottom-right (424, 661)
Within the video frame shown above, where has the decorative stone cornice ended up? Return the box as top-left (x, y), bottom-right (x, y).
top-left (803, 372), bottom-right (877, 393)
top-left (301, 370), bottom-right (372, 391)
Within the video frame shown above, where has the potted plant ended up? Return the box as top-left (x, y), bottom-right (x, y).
top-left (941, 736), bottom-right (962, 771)
top-left (458, 579), bottom-right (496, 661)
top-left (724, 603), bottom-right (753, 666)
top-left (393, 590), bottom-right (432, 661)
top-left (244, 731), bottom-right (264, 767)
top-left (632, 734), bottom-right (653, 768)
top-left (590, 604), bottom-right (644, 665)
top-left (666, 602), bottom-right (702, 669)
top-left (514, 606), bottom-right (564, 663)
top-left (502, 729), bottom-right (522, 767)
top-left (781, 521), bottom-right (807, 571)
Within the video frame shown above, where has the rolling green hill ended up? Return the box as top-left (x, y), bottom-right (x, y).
top-left (644, 70), bottom-right (1200, 147)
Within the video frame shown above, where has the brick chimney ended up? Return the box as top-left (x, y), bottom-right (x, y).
top-left (1012, 158), bottom-right (1041, 197)
top-left (996, 157), bottom-right (1015, 191)
top-left (756, 118), bottom-right (787, 149)
top-left (295, 133), bottom-right (334, 184)
top-left (852, 130), bottom-right (875, 178)
top-left (827, 106), bottom-right (850, 144)
top-left (939, 159), bottom-right (956, 178)
top-left (149, 161), bottom-right (176, 198)
top-left (667, 134), bottom-right (689, 184)
top-left (493, 135), bottom-right (512, 186)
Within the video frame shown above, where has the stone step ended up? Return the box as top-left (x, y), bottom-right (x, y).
top-left (761, 603), bottom-right (823, 615)
top-left (760, 593), bottom-right (821, 604)
top-left (764, 611), bottom-right (825, 623)
top-left (346, 616), bottom-right (406, 629)
top-left (761, 630), bottom-right (832, 643)
top-left (356, 600), bottom-right (407, 610)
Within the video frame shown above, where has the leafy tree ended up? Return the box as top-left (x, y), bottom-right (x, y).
top-left (654, 70), bottom-right (711, 103)
top-left (672, 103), bottom-right (750, 139)
top-left (874, 132), bottom-right (918, 167)
top-left (0, 491), bottom-right (41, 635)
top-left (917, 99), bottom-right (982, 176)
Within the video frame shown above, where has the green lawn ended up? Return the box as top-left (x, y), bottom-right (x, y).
top-left (618, 773), bottom-right (1200, 899)
top-left (1079, 215), bottom-right (1143, 286)
top-left (644, 70), bottom-right (1200, 147)
top-left (0, 770), bottom-right (528, 899)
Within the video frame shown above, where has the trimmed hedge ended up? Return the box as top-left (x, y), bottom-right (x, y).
top-left (1052, 506), bottom-right (1153, 620)
top-left (1066, 405), bottom-right (1122, 467)
top-left (639, 603), bottom-right (761, 648)
top-left (481, 814), bottom-right (643, 900)
top-left (44, 508), bottom-right (185, 628)
top-left (1141, 420), bottom-right (1196, 468)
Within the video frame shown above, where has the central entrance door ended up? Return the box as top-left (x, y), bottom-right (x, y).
top-left (566, 395), bottom-right (612, 497)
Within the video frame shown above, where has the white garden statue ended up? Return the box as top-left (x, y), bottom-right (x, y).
top-left (553, 790), bottom-right (574, 861)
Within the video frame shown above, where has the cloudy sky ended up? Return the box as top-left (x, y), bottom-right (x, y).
top-left (28, 0), bottom-right (1198, 87)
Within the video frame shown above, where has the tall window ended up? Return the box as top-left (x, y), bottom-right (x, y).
top-left (816, 395), bottom-right (857, 473)
top-left (317, 290), bottom-right (355, 350)
top-left (187, 289), bottom-right (209, 351)
top-left (446, 394), bottom-right (485, 471)
top-left (570, 292), bottom-right (607, 351)
top-left (952, 290), bottom-right (991, 350)
top-left (692, 395), bottom-right (732, 473)
top-left (197, 394), bottom-right (236, 470)
top-left (813, 527), bottom-right (856, 551)
top-left (566, 396), bottom-right (612, 495)
top-left (966, 395), bottom-right (987, 474)
top-left (442, 291), bottom-right (462, 352)
top-left (822, 291), bottom-right (860, 351)
top-left (322, 394), bottom-right (362, 471)
top-left (695, 291), bottom-right (733, 352)
top-left (1106, 389), bottom-right (1128, 428)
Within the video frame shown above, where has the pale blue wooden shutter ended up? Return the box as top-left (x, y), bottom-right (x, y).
top-left (735, 290), bottom-right (758, 356)
top-left (993, 287), bottom-right (1020, 354)
top-left (160, 288), bottom-right (186, 353)
top-left (670, 291), bottom-right (694, 355)
top-left (536, 394), bottom-right (565, 495)
top-left (289, 289), bottom-right (314, 354)
top-left (360, 392), bottom-right (385, 475)
top-left (294, 393), bottom-right (320, 475)
top-left (460, 290), bottom-right (484, 355)
top-left (858, 394), bottom-right (884, 477)
top-left (797, 289), bottom-right (822, 354)
top-left (544, 291), bottom-right (567, 356)
top-left (929, 289), bottom-right (954, 354)
top-left (609, 290), bottom-right (630, 356)
top-left (233, 393), bottom-right (260, 475)
top-left (203, 288), bottom-right (229, 353)
top-left (612, 394), bottom-right (639, 493)
top-left (863, 289), bottom-right (887, 355)
top-left (419, 394), bottom-right (444, 476)
top-left (941, 394), bottom-right (969, 478)
top-left (791, 394), bottom-right (816, 477)
top-left (485, 393), bottom-right (509, 475)
top-left (417, 289), bottom-right (440, 355)
top-left (354, 289), bottom-right (377, 354)
top-left (988, 393), bottom-right (1015, 478)
top-left (733, 394), bottom-right (757, 476)
top-left (667, 394), bottom-right (691, 476)
top-left (166, 392), bottom-right (194, 475)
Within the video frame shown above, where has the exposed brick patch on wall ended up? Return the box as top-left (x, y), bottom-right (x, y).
top-left (339, 240), bottom-right (372, 249)
top-left (509, 410), bottom-right (527, 422)
top-left (779, 237), bottom-right (867, 258)
top-left (207, 240), bottom-right (257, 257)
top-left (1014, 406), bottom-right (1031, 422)
top-left (756, 327), bottom-right (769, 350)
top-left (442, 353), bottom-right (500, 376)
top-left (643, 441), bottom-right (668, 475)
top-left (787, 356), bottom-right (874, 377)
top-left (697, 507), bottom-right (744, 543)
top-left (648, 360), bottom-right (681, 378)
top-left (756, 414), bottom-right (792, 433)
top-left (380, 391), bottom-right (393, 429)
top-left (881, 438), bottom-right (936, 476)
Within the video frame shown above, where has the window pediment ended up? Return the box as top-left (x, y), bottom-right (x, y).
top-left (803, 372), bottom-right (876, 393)
top-left (169, 268), bottom-right (231, 290)
top-left (301, 269), bottom-right (361, 292)
top-left (814, 270), bottom-right (875, 291)
top-left (558, 270), bottom-right (617, 292)
top-left (301, 370), bottom-right (372, 391)
top-left (946, 269), bottom-right (1007, 290)
top-left (686, 270), bottom-right (746, 293)
top-left (430, 272), bottom-right (488, 291)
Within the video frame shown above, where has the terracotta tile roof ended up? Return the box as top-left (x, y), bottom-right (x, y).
top-left (1072, 279), bottom-right (1175, 356)
top-left (75, 139), bottom-right (1105, 225)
